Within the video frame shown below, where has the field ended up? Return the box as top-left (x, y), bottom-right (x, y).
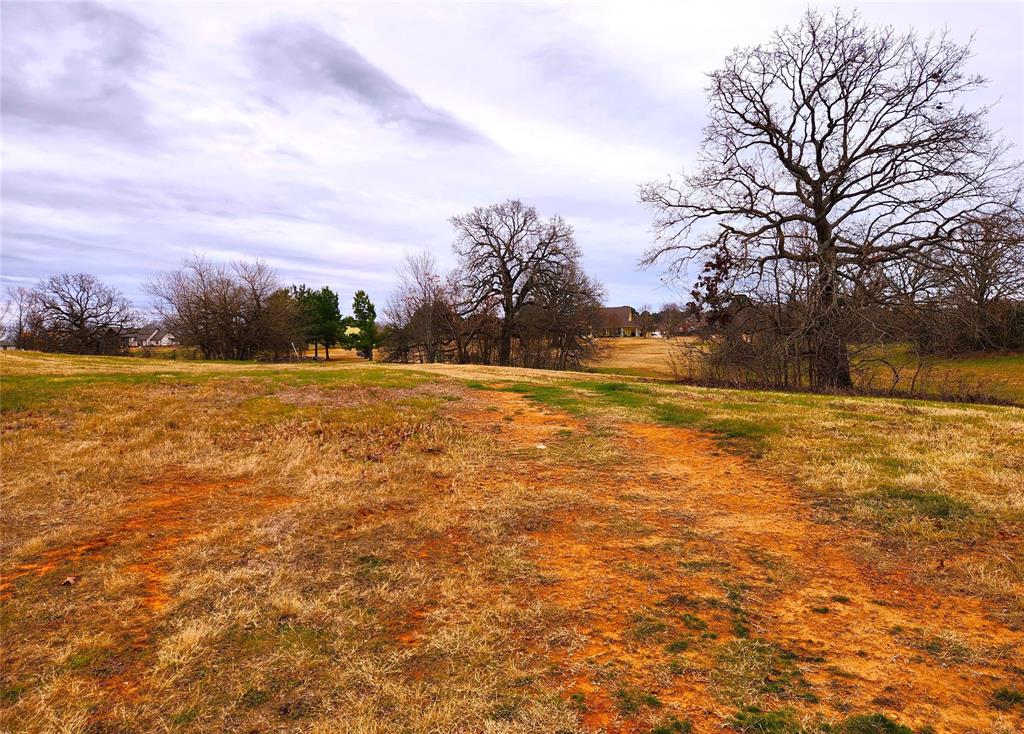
top-left (590, 338), bottom-right (1024, 403)
top-left (2, 351), bottom-right (1024, 733)
top-left (589, 339), bottom-right (677, 380)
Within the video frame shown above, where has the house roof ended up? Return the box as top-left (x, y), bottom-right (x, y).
top-left (123, 324), bottom-right (158, 338)
top-left (123, 325), bottom-right (175, 342)
top-left (598, 306), bottom-right (637, 329)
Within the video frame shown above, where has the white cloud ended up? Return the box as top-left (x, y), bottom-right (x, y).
top-left (2, 0), bottom-right (1021, 312)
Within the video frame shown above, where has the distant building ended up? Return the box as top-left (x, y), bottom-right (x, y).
top-left (596, 306), bottom-right (642, 337)
top-left (122, 326), bottom-right (178, 348)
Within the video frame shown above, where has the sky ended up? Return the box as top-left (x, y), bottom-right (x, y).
top-left (2, 1), bottom-right (1022, 313)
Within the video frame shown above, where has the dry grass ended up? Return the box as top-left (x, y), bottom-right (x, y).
top-left (588, 337), bottom-right (1024, 403)
top-left (2, 351), bottom-right (1023, 733)
top-left (2, 353), bottom-right (575, 732)
top-left (588, 338), bottom-right (677, 380)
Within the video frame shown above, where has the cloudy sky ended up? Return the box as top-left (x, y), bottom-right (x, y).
top-left (2, 1), bottom-right (1022, 311)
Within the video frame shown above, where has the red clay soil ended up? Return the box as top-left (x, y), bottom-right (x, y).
top-left (1, 473), bottom-right (292, 698)
top-left (3, 476), bottom-right (243, 610)
top-left (456, 389), bottom-right (1024, 734)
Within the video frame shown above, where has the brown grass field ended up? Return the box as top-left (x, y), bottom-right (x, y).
top-left (2, 351), bottom-right (1023, 733)
top-left (589, 338), bottom-right (1024, 403)
top-left (589, 339), bottom-right (678, 380)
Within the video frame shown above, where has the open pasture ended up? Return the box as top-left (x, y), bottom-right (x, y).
top-left (589, 338), bottom-right (1024, 404)
top-left (1, 352), bottom-right (1023, 733)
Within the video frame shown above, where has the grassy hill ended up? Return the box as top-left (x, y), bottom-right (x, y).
top-left (1, 351), bottom-right (1022, 733)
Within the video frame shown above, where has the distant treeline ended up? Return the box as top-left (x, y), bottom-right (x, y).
top-left (1, 198), bottom-right (610, 369)
top-left (1, 262), bottom-right (381, 361)
top-left (145, 258), bottom-right (378, 360)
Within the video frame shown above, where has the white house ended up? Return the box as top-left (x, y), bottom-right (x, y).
top-left (123, 326), bottom-right (178, 348)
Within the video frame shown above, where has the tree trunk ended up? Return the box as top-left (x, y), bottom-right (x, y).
top-left (810, 252), bottom-right (853, 390)
top-left (324, 344), bottom-right (330, 361)
top-left (811, 330), bottom-right (853, 390)
top-left (498, 320), bottom-right (514, 366)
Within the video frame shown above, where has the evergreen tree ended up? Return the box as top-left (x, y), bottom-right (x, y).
top-left (290, 285), bottom-right (342, 359)
top-left (345, 290), bottom-right (379, 360)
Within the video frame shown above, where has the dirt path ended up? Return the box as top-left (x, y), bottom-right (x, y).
top-left (457, 388), bottom-right (1024, 734)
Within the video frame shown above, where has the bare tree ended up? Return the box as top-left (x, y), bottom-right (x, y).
top-left (640, 9), bottom-right (1020, 389)
top-left (452, 199), bottom-right (581, 366)
top-left (146, 256), bottom-right (300, 360)
top-left (637, 304), bottom-right (656, 336)
top-left (233, 259), bottom-right (292, 357)
top-left (30, 274), bottom-right (137, 354)
top-left (2, 286), bottom-right (36, 348)
top-left (385, 253), bottom-right (450, 363)
top-left (384, 213), bottom-right (604, 370)
top-left (942, 212), bottom-right (1024, 350)
top-left (146, 257), bottom-right (236, 359)
top-left (517, 260), bottom-right (605, 370)
top-left (657, 302), bottom-right (689, 337)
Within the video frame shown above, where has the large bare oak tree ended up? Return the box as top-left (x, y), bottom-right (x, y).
top-left (640, 9), bottom-right (1020, 388)
top-left (31, 273), bottom-right (137, 354)
top-left (452, 199), bottom-right (581, 366)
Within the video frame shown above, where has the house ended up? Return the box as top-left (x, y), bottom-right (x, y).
top-left (596, 306), bottom-right (642, 337)
top-left (122, 326), bottom-right (178, 348)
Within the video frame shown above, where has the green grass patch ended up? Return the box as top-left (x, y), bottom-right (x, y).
top-left (871, 487), bottom-right (974, 521)
top-left (712, 639), bottom-right (814, 705)
top-left (704, 417), bottom-right (777, 442)
top-left (653, 403), bottom-right (706, 427)
top-left (614, 687), bottom-right (663, 715)
top-left (664, 638), bottom-right (690, 653)
top-left (571, 380), bottom-right (652, 409)
top-left (651, 399), bottom-right (779, 451)
top-left (649, 716), bottom-right (693, 734)
top-left (0, 684), bottom-right (26, 704)
top-left (630, 612), bottom-right (669, 640)
top-left (680, 612), bottom-right (707, 631)
top-left (728, 706), bottom-right (799, 733)
top-left (0, 371), bottom-right (181, 412)
top-left (993, 686), bottom-right (1024, 709)
top-left (835, 713), bottom-right (916, 733)
top-left (501, 382), bottom-right (584, 413)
